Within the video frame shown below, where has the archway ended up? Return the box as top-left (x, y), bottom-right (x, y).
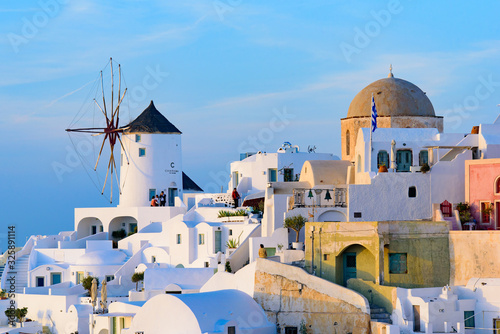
top-left (318, 210), bottom-right (346, 222)
top-left (77, 217), bottom-right (103, 239)
top-left (109, 216), bottom-right (138, 240)
top-left (337, 244), bottom-right (376, 286)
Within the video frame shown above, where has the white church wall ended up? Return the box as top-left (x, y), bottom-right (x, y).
top-left (349, 173), bottom-right (431, 221)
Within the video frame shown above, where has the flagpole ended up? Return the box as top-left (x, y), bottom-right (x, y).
top-left (369, 93), bottom-right (373, 173)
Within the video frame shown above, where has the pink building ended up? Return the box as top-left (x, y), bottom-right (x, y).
top-left (465, 158), bottom-right (500, 229)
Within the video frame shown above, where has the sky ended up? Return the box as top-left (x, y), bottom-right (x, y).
top-left (1, 0), bottom-right (500, 250)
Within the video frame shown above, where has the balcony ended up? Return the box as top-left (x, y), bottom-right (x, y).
top-left (292, 187), bottom-right (347, 208)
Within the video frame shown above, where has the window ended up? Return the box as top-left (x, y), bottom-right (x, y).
top-left (135, 134), bottom-right (141, 142)
top-left (323, 254), bottom-right (330, 261)
top-left (419, 150), bottom-right (428, 166)
top-left (151, 256), bottom-right (156, 263)
top-left (36, 276), bottom-right (44, 287)
top-left (284, 168), bottom-right (294, 182)
top-left (76, 271), bottom-right (84, 284)
top-left (409, 186), bottom-right (417, 198)
top-left (464, 311), bottom-right (475, 328)
top-left (495, 176), bottom-right (500, 194)
top-left (345, 130), bottom-right (350, 156)
top-left (199, 234), bottom-right (205, 245)
top-left (51, 272), bottom-right (62, 285)
top-left (204, 262), bottom-right (209, 268)
top-left (91, 225), bottom-right (97, 235)
top-left (106, 275), bottom-right (114, 282)
top-left (149, 189), bottom-right (156, 202)
top-left (285, 327), bottom-right (298, 334)
top-left (354, 212), bottom-right (362, 218)
top-left (377, 151), bottom-right (389, 168)
top-left (389, 253), bottom-right (408, 274)
top-left (229, 229), bottom-right (233, 236)
top-left (228, 326), bottom-right (236, 334)
top-left (139, 148), bottom-right (146, 157)
top-left (176, 234), bottom-right (181, 244)
top-left (268, 168), bottom-right (277, 182)
top-left (480, 202), bottom-right (491, 224)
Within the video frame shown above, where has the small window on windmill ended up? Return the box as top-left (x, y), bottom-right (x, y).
top-left (135, 134), bottom-right (141, 142)
top-left (139, 148), bottom-right (146, 157)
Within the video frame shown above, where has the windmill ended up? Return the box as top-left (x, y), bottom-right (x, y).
top-left (66, 58), bottom-right (129, 203)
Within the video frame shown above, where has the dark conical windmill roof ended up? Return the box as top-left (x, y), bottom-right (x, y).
top-left (182, 172), bottom-right (203, 192)
top-left (123, 101), bottom-right (181, 134)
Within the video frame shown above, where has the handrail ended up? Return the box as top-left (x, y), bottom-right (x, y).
top-left (109, 242), bottom-right (150, 290)
top-left (227, 224), bottom-right (261, 272)
top-left (0, 235), bottom-right (37, 290)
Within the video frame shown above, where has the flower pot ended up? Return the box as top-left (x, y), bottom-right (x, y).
top-left (292, 242), bottom-right (303, 250)
top-left (378, 165), bottom-right (388, 173)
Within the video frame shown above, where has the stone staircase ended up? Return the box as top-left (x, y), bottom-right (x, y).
top-left (370, 304), bottom-right (392, 324)
top-left (12, 255), bottom-right (29, 293)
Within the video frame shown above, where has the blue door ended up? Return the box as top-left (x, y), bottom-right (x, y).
top-left (343, 252), bottom-right (356, 286)
top-left (168, 188), bottom-right (178, 206)
top-left (396, 150), bottom-right (412, 172)
top-left (51, 273), bottom-right (61, 285)
top-left (214, 231), bottom-right (222, 253)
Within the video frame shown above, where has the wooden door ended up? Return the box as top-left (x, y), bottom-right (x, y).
top-left (214, 231), bottom-right (222, 253)
top-left (413, 305), bottom-right (421, 332)
top-left (396, 150), bottom-right (412, 172)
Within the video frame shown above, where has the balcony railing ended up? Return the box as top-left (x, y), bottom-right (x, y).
top-left (292, 188), bottom-right (347, 208)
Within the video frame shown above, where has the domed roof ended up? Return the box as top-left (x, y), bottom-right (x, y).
top-left (347, 77), bottom-right (435, 118)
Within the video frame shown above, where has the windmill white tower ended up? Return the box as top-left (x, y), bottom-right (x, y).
top-left (119, 101), bottom-right (184, 207)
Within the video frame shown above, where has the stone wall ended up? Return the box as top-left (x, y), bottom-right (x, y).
top-left (252, 259), bottom-right (371, 334)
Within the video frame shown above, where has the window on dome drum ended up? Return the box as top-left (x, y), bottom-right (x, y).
top-left (419, 150), bottom-right (428, 166)
top-left (389, 253), bottom-right (407, 274)
top-left (346, 130), bottom-right (350, 156)
top-left (135, 134), bottom-right (141, 142)
top-left (377, 150), bottom-right (389, 168)
top-left (408, 186), bottom-right (417, 198)
top-left (228, 326), bottom-right (236, 334)
top-left (139, 147), bottom-right (146, 157)
top-left (199, 233), bottom-right (205, 245)
top-left (176, 234), bottom-right (181, 244)
top-left (464, 311), bottom-right (475, 328)
top-left (268, 168), bottom-right (277, 182)
top-left (285, 327), bottom-right (298, 334)
top-left (36, 276), bottom-right (45, 287)
top-left (495, 176), bottom-right (500, 194)
top-left (480, 202), bottom-right (491, 224)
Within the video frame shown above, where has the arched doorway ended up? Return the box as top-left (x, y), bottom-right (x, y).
top-left (77, 217), bottom-right (103, 239)
top-left (337, 244), bottom-right (376, 286)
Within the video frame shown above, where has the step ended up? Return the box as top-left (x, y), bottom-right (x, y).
top-left (370, 307), bottom-right (386, 314)
top-left (371, 313), bottom-right (391, 320)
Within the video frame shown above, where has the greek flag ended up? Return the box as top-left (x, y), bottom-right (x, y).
top-left (371, 95), bottom-right (377, 132)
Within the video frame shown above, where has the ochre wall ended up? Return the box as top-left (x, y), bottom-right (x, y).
top-left (305, 221), bottom-right (450, 289)
top-left (449, 231), bottom-right (500, 285)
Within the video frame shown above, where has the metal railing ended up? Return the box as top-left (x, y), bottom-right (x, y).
top-left (292, 188), bottom-right (347, 208)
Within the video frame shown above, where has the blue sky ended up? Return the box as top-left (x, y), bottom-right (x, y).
top-left (1, 0), bottom-right (500, 249)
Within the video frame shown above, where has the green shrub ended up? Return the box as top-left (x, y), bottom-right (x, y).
top-left (111, 229), bottom-right (126, 240)
top-left (131, 272), bottom-right (144, 291)
top-left (81, 276), bottom-right (99, 296)
top-left (284, 215), bottom-right (307, 242)
top-left (218, 210), bottom-right (248, 218)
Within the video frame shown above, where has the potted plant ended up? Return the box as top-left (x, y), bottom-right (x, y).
top-left (284, 215), bottom-right (307, 250)
top-left (378, 164), bottom-right (388, 173)
top-left (277, 244), bottom-right (284, 253)
top-left (420, 163), bottom-right (430, 173)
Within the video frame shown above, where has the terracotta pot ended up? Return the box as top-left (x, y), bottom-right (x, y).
top-left (378, 165), bottom-right (388, 173)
